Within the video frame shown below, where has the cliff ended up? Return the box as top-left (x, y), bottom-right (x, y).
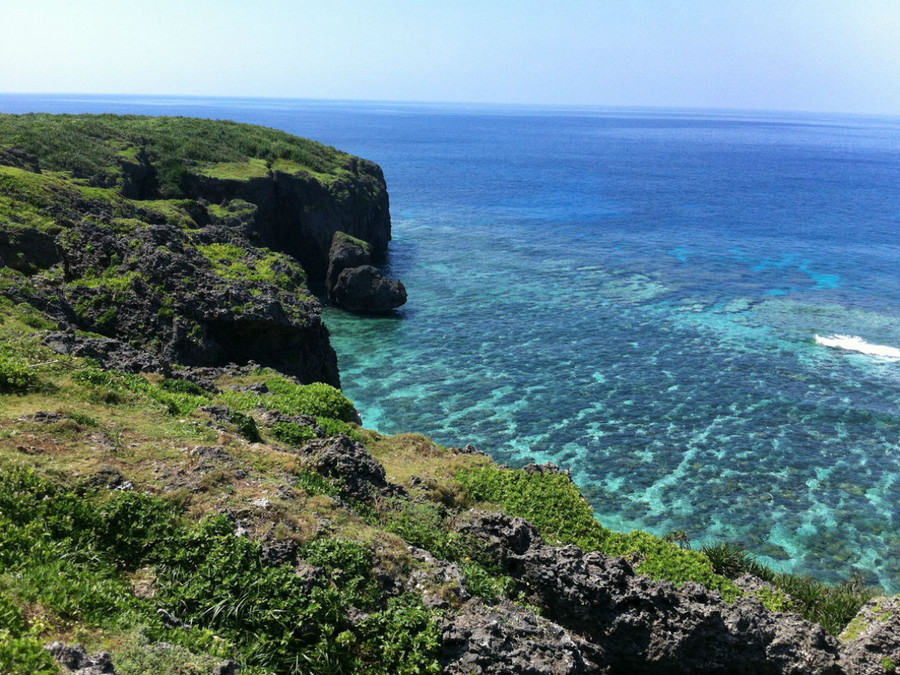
top-left (0, 115), bottom-right (897, 675)
top-left (0, 114), bottom-right (396, 384)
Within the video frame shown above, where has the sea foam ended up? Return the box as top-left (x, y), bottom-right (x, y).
top-left (814, 334), bottom-right (900, 361)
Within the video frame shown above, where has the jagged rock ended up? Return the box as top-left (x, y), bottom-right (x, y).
top-left (450, 443), bottom-right (489, 456)
top-left (405, 546), bottom-right (472, 609)
top-left (257, 409), bottom-right (322, 433)
top-left (19, 411), bottom-right (68, 424)
top-left (440, 598), bottom-right (600, 675)
top-left (840, 596), bottom-right (900, 675)
top-left (523, 462), bottom-right (570, 476)
top-left (44, 330), bottom-right (170, 374)
top-left (296, 434), bottom-right (406, 502)
top-left (326, 231), bottom-right (406, 313)
top-left (45, 642), bottom-right (117, 674)
top-left (0, 227), bottom-right (59, 273)
top-left (84, 467), bottom-right (134, 491)
top-left (118, 147), bottom-right (159, 199)
top-left (261, 539), bottom-right (300, 568)
top-left (456, 512), bottom-right (845, 675)
top-left (50, 222), bottom-right (340, 386)
top-left (184, 156), bottom-right (392, 280)
top-left (455, 510), bottom-right (544, 561)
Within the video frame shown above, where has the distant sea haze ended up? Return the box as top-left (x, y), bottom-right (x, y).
top-left (4, 95), bottom-right (898, 591)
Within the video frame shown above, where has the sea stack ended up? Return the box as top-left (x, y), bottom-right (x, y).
top-left (326, 231), bottom-right (407, 313)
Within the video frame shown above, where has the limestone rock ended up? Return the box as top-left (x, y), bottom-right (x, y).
top-left (840, 596), bottom-right (900, 675)
top-left (326, 231), bottom-right (406, 313)
top-left (440, 599), bottom-right (601, 675)
top-left (296, 434), bottom-right (407, 502)
top-left (455, 511), bottom-right (845, 675)
top-left (46, 642), bottom-right (117, 674)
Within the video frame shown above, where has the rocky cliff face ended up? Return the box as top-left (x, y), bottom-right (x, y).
top-left (180, 157), bottom-right (392, 280)
top-left (0, 114), bottom-right (397, 384)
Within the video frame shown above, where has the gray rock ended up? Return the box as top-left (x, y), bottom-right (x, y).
top-left (456, 511), bottom-right (845, 675)
top-left (296, 434), bottom-right (406, 502)
top-left (440, 599), bottom-right (600, 675)
top-left (46, 642), bottom-right (117, 674)
top-left (840, 596), bottom-right (900, 675)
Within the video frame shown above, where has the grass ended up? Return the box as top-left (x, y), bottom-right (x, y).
top-left (0, 113), bottom-right (351, 197)
top-left (701, 541), bottom-right (877, 635)
top-left (196, 242), bottom-right (307, 291)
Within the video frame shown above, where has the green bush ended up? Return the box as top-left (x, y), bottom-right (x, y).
top-left (356, 595), bottom-right (441, 675)
top-left (0, 354), bottom-right (42, 394)
top-left (457, 466), bottom-right (609, 550)
top-left (228, 410), bottom-right (261, 443)
top-left (72, 365), bottom-right (209, 415)
top-left (0, 634), bottom-right (60, 675)
top-left (700, 540), bottom-right (875, 633)
top-left (262, 378), bottom-right (357, 422)
top-left (271, 421), bottom-right (318, 447)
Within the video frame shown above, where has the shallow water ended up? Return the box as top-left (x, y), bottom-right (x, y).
top-left (3, 95), bottom-right (898, 589)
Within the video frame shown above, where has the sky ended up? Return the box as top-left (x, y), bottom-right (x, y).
top-left (1, 0), bottom-right (899, 114)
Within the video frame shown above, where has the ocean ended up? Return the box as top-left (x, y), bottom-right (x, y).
top-left (2, 94), bottom-right (898, 590)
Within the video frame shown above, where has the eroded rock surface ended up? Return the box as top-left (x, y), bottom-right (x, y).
top-left (326, 231), bottom-right (406, 313)
top-left (454, 511), bottom-right (846, 675)
top-left (840, 597), bottom-right (900, 675)
top-left (296, 434), bottom-right (407, 502)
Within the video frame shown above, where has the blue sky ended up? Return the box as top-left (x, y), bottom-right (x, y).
top-left (2, 0), bottom-right (898, 114)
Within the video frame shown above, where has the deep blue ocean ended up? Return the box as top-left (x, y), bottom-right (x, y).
top-left (2, 94), bottom-right (898, 590)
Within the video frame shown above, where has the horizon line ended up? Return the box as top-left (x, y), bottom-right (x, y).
top-left (1, 91), bottom-right (898, 121)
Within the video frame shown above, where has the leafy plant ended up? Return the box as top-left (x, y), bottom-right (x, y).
top-left (0, 354), bottom-right (42, 394)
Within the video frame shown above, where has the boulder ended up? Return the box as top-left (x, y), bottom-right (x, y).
top-left (296, 434), bottom-right (407, 502)
top-left (326, 231), bottom-right (406, 313)
top-left (440, 598), bottom-right (600, 675)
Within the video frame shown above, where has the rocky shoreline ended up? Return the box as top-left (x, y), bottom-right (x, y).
top-left (0, 113), bottom-right (897, 675)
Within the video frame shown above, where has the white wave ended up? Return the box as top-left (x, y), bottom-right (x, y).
top-left (814, 334), bottom-right (900, 361)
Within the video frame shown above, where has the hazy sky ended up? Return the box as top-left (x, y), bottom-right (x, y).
top-left (2, 0), bottom-right (898, 114)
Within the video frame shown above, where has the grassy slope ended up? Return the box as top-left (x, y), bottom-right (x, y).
top-left (0, 113), bottom-right (349, 197)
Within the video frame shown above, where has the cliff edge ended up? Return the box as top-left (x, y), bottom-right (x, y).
top-left (0, 113), bottom-right (395, 384)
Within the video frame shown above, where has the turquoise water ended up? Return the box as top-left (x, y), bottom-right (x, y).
top-left (2, 96), bottom-right (898, 589)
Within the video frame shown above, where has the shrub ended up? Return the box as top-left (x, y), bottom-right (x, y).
top-left (271, 421), bottom-right (318, 447)
top-left (457, 466), bottom-right (609, 550)
top-left (0, 354), bottom-right (42, 394)
top-left (0, 634), bottom-right (60, 675)
top-left (228, 410), bottom-right (261, 443)
top-left (73, 365), bottom-right (208, 415)
top-left (261, 377), bottom-right (357, 422)
top-left (356, 595), bottom-right (442, 675)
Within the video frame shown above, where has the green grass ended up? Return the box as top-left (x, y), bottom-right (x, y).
top-left (0, 113), bottom-right (351, 197)
top-left (196, 242), bottom-right (306, 291)
top-left (701, 541), bottom-right (877, 635)
top-left (0, 464), bottom-right (442, 675)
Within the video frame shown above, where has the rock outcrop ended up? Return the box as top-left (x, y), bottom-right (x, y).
top-left (326, 231), bottom-right (407, 312)
top-left (184, 158), bottom-right (392, 280)
top-left (0, 114), bottom-right (401, 384)
top-left (839, 597), bottom-right (900, 675)
top-left (453, 511), bottom-right (846, 674)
